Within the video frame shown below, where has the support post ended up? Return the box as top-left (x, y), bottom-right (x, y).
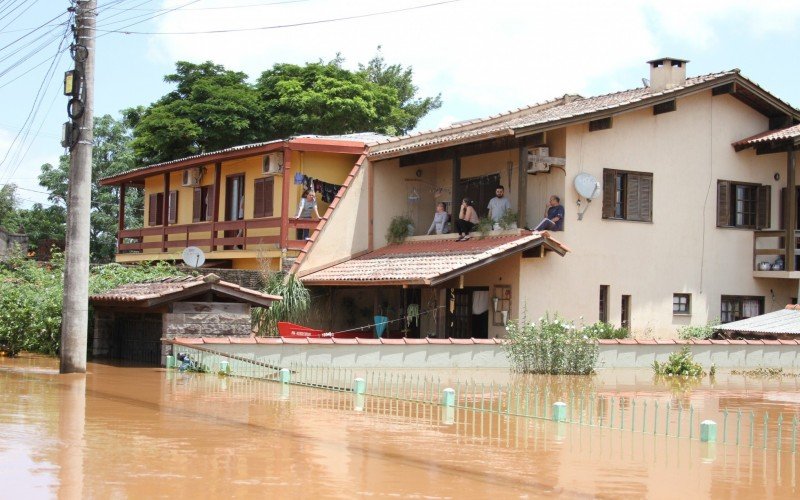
top-left (701, 420), bottom-right (718, 443)
top-left (280, 144), bottom-right (291, 249)
top-left (117, 183), bottom-right (126, 251)
top-left (279, 368), bottom-right (291, 384)
top-left (60, 0), bottom-right (96, 374)
top-left (553, 401), bottom-right (567, 422)
top-left (518, 145), bottom-right (528, 228)
top-left (162, 172), bottom-right (170, 251)
top-left (353, 377), bottom-right (366, 395)
top-left (211, 162), bottom-right (221, 252)
top-left (442, 387), bottom-right (455, 407)
top-left (451, 157), bottom-right (461, 220)
top-left (786, 148), bottom-right (796, 271)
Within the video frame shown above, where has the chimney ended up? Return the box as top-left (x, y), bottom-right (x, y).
top-left (647, 57), bottom-right (689, 92)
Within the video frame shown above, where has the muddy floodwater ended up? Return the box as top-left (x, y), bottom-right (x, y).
top-left (1, 355), bottom-right (799, 498)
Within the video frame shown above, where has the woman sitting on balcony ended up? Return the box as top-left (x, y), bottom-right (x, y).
top-left (296, 189), bottom-right (321, 240)
top-left (427, 202), bottom-right (450, 235)
top-left (455, 198), bottom-right (479, 241)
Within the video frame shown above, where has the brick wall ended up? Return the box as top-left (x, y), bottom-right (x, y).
top-left (182, 267), bottom-right (264, 290)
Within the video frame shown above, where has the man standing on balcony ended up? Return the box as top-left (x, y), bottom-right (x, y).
top-left (487, 185), bottom-right (511, 229)
top-left (296, 189), bottom-right (321, 240)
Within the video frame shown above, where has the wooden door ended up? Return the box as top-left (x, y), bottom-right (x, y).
top-left (459, 173), bottom-right (500, 218)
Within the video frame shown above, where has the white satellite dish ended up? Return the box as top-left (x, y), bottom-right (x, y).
top-left (182, 246), bottom-right (206, 268)
top-left (574, 172), bottom-right (600, 200)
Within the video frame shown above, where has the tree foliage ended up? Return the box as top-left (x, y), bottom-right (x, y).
top-left (126, 52), bottom-right (441, 164)
top-left (37, 114), bottom-right (142, 262)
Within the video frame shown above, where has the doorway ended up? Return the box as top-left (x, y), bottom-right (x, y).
top-left (459, 173), bottom-right (501, 218)
top-left (445, 286), bottom-right (489, 339)
top-left (225, 174), bottom-right (245, 248)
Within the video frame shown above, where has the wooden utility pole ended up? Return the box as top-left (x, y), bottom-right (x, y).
top-left (60, 0), bottom-right (96, 374)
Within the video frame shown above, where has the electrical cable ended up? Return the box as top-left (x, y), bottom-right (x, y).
top-left (102, 0), bottom-right (309, 12)
top-left (96, 0), bottom-right (201, 36)
top-left (95, 0), bottom-right (463, 35)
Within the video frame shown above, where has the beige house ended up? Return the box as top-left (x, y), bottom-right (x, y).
top-left (295, 58), bottom-right (800, 339)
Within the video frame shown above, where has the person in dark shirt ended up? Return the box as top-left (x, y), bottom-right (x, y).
top-left (533, 195), bottom-right (565, 231)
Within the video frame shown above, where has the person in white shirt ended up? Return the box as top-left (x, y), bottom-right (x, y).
top-left (295, 189), bottom-right (321, 239)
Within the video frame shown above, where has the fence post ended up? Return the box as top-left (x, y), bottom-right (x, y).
top-left (279, 368), bottom-right (290, 384)
top-left (442, 388), bottom-right (455, 407)
top-left (552, 402), bottom-right (567, 422)
top-left (219, 360), bottom-right (230, 374)
top-left (701, 420), bottom-right (717, 443)
top-left (166, 355), bottom-right (176, 369)
top-left (354, 377), bottom-right (366, 395)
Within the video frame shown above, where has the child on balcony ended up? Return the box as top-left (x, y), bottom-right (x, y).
top-left (296, 189), bottom-right (321, 240)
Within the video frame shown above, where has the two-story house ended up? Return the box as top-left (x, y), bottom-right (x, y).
top-left (294, 58), bottom-right (800, 339)
top-left (101, 135), bottom-right (376, 271)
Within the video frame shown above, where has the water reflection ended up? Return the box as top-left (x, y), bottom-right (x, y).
top-left (0, 355), bottom-right (798, 498)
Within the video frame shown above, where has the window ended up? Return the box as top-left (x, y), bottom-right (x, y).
top-left (599, 285), bottom-right (609, 323)
top-left (717, 180), bottom-right (770, 229)
top-left (253, 177), bottom-right (274, 218)
top-left (720, 295), bottom-right (764, 323)
top-left (653, 100), bottom-right (676, 115)
top-left (602, 169), bottom-right (653, 222)
top-left (148, 192), bottom-right (164, 226)
top-left (673, 293), bottom-right (691, 315)
top-left (192, 186), bottom-right (214, 222)
top-left (621, 295), bottom-right (631, 330)
top-left (589, 117), bottom-right (612, 131)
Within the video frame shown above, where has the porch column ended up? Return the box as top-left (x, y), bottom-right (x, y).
top-left (280, 144), bottom-right (292, 249)
top-left (517, 145), bottom-right (528, 228)
top-left (211, 162), bottom-right (222, 252)
top-left (787, 148), bottom-right (796, 272)
top-left (162, 172), bottom-right (170, 252)
top-left (117, 183), bottom-right (126, 250)
top-left (451, 156), bottom-right (461, 221)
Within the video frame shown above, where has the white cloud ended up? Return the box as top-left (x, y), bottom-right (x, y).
top-left (147, 0), bottom-right (800, 131)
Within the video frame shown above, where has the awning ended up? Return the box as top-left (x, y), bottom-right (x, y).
top-left (732, 123), bottom-right (800, 152)
top-left (713, 305), bottom-right (800, 338)
top-left (300, 231), bottom-right (569, 286)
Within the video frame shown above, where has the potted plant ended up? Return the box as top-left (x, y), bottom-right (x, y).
top-left (499, 210), bottom-right (518, 230)
top-left (475, 216), bottom-right (494, 237)
top-left (387, 215), bottom-right (415, 244)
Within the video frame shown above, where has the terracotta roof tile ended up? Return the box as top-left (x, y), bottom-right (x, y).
top-left (733, 123), bottom-right (800, 150)
top-left (301, 232), bottom-right (567, 285)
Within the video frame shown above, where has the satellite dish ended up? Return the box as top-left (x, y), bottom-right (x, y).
top-left (182, 246), bottom-right (206, 268)
top-left (574, 173), bottom-right (600, 200)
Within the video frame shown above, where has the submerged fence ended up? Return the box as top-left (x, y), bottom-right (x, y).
top-left (169, 343), bottom-right (799, 454)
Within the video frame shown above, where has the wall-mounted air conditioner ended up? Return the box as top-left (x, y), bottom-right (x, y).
top-left (182, 167), bottom-right (202, 186)
top-left (262, 152), bottom-right (284, 174)
top-left (526, 146), bottom-right (566, 174)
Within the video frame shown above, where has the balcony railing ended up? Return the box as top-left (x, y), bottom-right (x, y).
top-left (118, 217), bottom-right (319, 254)
top-left (753, 230), bottom-right (800, 274)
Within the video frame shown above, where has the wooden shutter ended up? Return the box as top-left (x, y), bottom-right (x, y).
top-left (148, 193), bottom-right (158, 226)
top-left (639, 174), bottom-right (653, 222)
top-left (253, 178), bottom-right (265, 218)
top-left (602, 169), bottom-right (615, 219)
top-left (626, 174), bottom-right (641, 221)
top-left (717, 180), bottom-right (731, 227)
top-left (757, 184), bottom-right (771, 229)
top-left (263, 177), bottom-right (274, 217)
top-left (205, 185), bottom-right (215, 222)
top-left (192, 187), bottom-right (202, 222)
top-left (168, 190), bottom-right (178, 224)
top-left (155, 193), bottom-right (164, 226)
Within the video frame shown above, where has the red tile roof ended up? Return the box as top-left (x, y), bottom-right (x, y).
top-left (732, 123), bottom-right (800, 151)
top-left (299, 231), bottom-right (569, 286)
top-left (90, 274), bottom-right (281, 307)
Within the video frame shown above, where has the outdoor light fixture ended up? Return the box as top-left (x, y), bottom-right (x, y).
top-left (63, 70), bottom-right (81, 97)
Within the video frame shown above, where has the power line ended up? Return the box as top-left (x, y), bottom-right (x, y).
top-left (102, 0), bottom-right (309, 12)
top-left (96, 0), bottom-right (202, 36)
top-left (95, 0), bottom-right (463, 35)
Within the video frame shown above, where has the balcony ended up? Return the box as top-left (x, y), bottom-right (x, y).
top-left (752, 230), bottom-right (800, 279)
top-left (118, 217), bottom-right (319, 254)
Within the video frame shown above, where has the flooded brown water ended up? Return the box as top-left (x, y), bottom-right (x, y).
top-left (1, 354), bottom-right (799, 499)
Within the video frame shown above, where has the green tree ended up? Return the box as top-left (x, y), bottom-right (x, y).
top-left (0, 183), bottom-right (19, 229)
top-left (38, 114), bottom-right (142, 262)
top-left (15, 203), bottom-right (66, 253)
top-left (123, 61), bottom-right (264, 165)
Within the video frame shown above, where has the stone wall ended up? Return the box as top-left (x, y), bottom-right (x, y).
top-left (0, 228), bottom-right (27, 260)
top-left (162, 302), bottom-right (252, 339)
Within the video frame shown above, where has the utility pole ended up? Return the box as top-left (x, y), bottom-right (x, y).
top-left (60, 0), bottom-right (96, 374)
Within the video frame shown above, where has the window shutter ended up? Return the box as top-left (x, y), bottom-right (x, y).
top-left (602, 169), bottom-right (615, 219)
top-left (253, 178), bottom-right (265, 218)
top-left (639, 174), bottom-right (653, 222)
top-left (148, 193), bottom-right (158, 226)
top-left (626, 174), bottom-right (641, 221)
top-left (155, 193), bottom-right (164, 226)
top-left (168, 190), bottom-right (178, 224)
top-left (193, 188), bottom-right (201, 222)
top-left (205, 185), bottom-right (215, 222)
top-left (717, 180), bottom-right (731, 227)
top-left (264, 177), bottom-right (274, 217)
top-left (756, 184), bottom-right (771, 229)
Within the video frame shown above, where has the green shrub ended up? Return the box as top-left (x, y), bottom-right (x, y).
top-left (503, 313), bottom-right (598, 375)
top-left (386, 215), bottom-right (414, 244)
top-left (653, 347), bottom-right (704, 377)
top-left (475, 216), bottom-right (494, 236)
top-left (0, 255), bottom-right (184, 357)
top-left (677, 319), bottom-right (720, 340)
top-left (498, 210), bottom-right (518, 230)
top-left (581, 321), bottom-right (629, 339)
top-left (253, 272), bottom-right (311, 336)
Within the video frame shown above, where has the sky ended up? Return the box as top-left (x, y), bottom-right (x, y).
top-left (1, 0), bottom-right (800, 208)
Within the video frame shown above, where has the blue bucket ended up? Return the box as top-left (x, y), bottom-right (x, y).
top-left (374, 315), bottom-right (389, 338)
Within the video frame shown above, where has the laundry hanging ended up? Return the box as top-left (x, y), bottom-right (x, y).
top-left (300, 174), bottom-right (343, 203)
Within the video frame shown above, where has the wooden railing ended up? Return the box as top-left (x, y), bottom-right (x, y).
top-left (753, 230), bottom-right (800, 272)
top-left (118, 217), bottom-right (320, 254)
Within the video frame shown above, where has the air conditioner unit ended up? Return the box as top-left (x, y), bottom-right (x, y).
top-left (262, 152), bottom-right (284, 174)
top-left (527, 150), bottom-right (551, 174)
top-left (527, 161), bottom-right (551, 174)
top-left (182, 167), bottom-right (202, 186)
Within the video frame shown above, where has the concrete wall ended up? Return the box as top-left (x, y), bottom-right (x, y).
top-left (0, 228), bottom-right (27, 259)
top-left (597, 341), bottom-right (800, 369)
top-left (163, 302), bottom-right (252, 338)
